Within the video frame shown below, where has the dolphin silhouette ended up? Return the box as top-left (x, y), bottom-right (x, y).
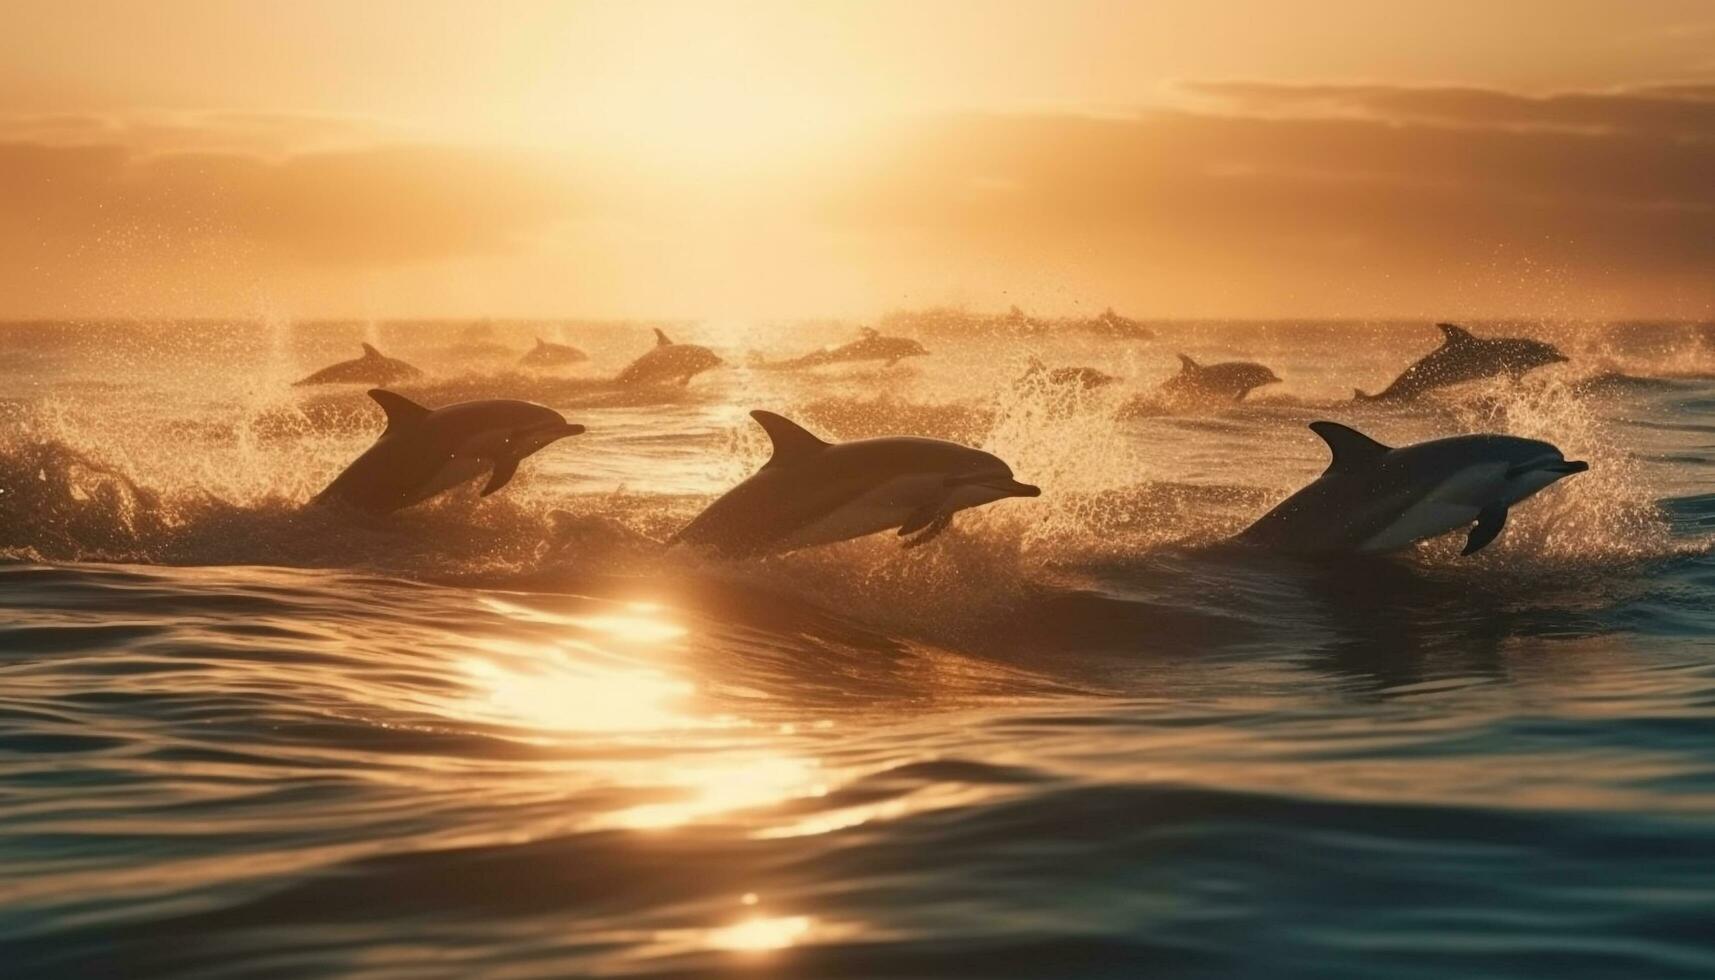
top-left (1159, 354), bottom-right (1281, 405)
top-left (1079, 307), bottom-right (1155, 340)
top-left (315, 389), bottom-right (584, 514)
top-left (754, 328), bottom-right (929, 371)
top-left (1239, 421), bottom-right (1588, 557)
top-left (671, 411), bottom-right (1041, 556)
top-left (518, 337), bottom-right (588, 368)
top-left (295, 343), bottom-right (423, 386)
top-left (1356, 323), bottom-right (1567, 401)
top-left (615, 328), bottom-right (724, 386)
top-left (1020, 356), bottom-right (1120, 390)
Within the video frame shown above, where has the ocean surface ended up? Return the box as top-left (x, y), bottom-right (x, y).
top-left (3, 318), bottom-right (1714, 978)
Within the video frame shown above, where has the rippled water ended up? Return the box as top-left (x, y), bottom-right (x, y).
top-left (3, 319), bottom-right (1715, 978)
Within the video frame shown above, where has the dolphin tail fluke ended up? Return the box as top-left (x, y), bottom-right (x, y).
top-left (481, 457), bottom-right (520, 497)
top-left (1462, 502), bottom-right (1508, 555)
top-left (653, 328), bottom-right (673, 347)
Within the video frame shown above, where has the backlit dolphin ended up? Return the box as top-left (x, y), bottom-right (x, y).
top-left (295, 344), bottom-right (423, 386)
top-left (1239, 421), bottom-right (1588, 557)
top-left (615, 328), bottom-right (724, 386)
top-left (753, 328), bottom-right (929, 370)
top-left (315, 389), bottom-right (584, 514)
top-left (671, 410), bottom-right (1041, 556)
top-left (1356, 322), bottom-right (1567, 401)
top-left (1159, 354), bottom-right (1280, 405)
top-left (518, 337), bottom-right (588, 368)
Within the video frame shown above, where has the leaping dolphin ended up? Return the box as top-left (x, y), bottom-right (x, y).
top-left (1238, 421), bottom-right (1588, 557)
top-left (1356, 323), bottom-right (1567, 401)
top-left (671, 410), bottom-right (1041, 557)
top-left (1159, 354), bottom-right (1280, 405)
top-left (1020, 356), bottom-right (1120, 390)
top-left (615, 328), bottom-right (724, 386)
top-left (295, 344), bottom-right (423, 386)
top-left (519, 337), bottom-right (588, 368)
top-left (1078, 307), bottom-right (1155, 341)
top-left (752, 328), bottom-right (929, 371)
top-left (315, 389), bottom-right (584, 514)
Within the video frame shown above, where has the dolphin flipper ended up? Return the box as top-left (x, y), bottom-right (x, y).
top-left (481, 457), bottom-right (520, 497)
top-left (899, 500), bottom-right (945, 536)
top-left (901, 512), bottom-right (953, 549)
top-left (1462, 502), bottom-right (1508, 555)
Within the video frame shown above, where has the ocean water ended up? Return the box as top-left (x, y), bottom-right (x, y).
top-left (2, 318), bottom-right (1714, 978)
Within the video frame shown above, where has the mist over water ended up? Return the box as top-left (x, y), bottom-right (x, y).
top-left (4, 318), bottom-right (1715, 978)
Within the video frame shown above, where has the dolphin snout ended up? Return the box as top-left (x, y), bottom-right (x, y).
top-left (529, 420), bottom-right (586, 445)
top-left (1554, 459), bottom-right (1589, 474)
top-left (1000, 479), bottom-right (1041, 498)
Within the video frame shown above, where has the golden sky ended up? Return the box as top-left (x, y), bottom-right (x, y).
top-left (3, 0), bottom-right (1714, 319)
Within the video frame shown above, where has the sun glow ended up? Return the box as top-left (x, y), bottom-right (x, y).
top-left (704, 914), bottom-right (814, 953)
top-left (459, 638), bottom-right (699, 733)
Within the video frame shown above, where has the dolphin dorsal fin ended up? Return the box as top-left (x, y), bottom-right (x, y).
top-left (1177, 353), bottom-right (1200, 373)
top-left (1436, 322), bottom-right (1475, 346)
top-left (751, 410), bottom-right (829, 466)
top-left (654, 328), bottom-right (674, 347)
top-left (1309, 421), bottom-right (1390, 473)
top-left (860, 327), bottom-right (879, 340)
top-left (361, 342), bottom-right (383, 359)
top-left (368, 389), bottom-right (431, 435)
top-left (535, 337), bottom-right (547, 348)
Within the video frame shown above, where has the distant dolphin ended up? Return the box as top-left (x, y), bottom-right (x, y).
top-left (518, 337), bottom-right (588, 368)
top-left (615, 328), bottom-right (723, 386)
top-left (1020, 356), bottom-right (1120, 390)
top-left (294, 344), bottom-right (423, 386)
top-left (753, 328), bottom-right (929, 371)
top-left (671, 410), bottom-right (1040, 556)
top-left (443, 321), bottom-right (515, 361)
top-left (315, 389), bottom-right (584, 514)
top-left (1356, 323), bottom-right (1567, 401)
top-left (1077, 307), bottom-right (1155, 341)
top-left (1159, 354), bottom-right (1280, 404)
top-left (1238, 421), bottom-right (1588, 557)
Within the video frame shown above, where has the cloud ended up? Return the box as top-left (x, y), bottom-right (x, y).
top-left (0, 115), bottom-right (579, 267)
top-left (2, 86), bottom-right (1713, 318)
top-left (1182, 80), bottom-right (1715, 141)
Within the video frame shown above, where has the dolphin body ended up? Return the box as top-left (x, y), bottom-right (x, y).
top-left (1020, 356), bottom-right (1120, 390)
top-left (671, 411), bottom-right (1041, 556)
top-left (1077, 307), bottom-right (1155, 341)
top-left (519, 337), bottom-right (588, 368)
top-left (1356, 323), bottom-right (1567, 401)
top-left (315, 389), bottom-right (584, 514)
top-left (1238, 421), bottom-right (1588, 557)
top-left (754, 328), bottom-right (929, 371)
top-left (615, 328), bottom-right (724, 386)
top-left (1159, 354), bottom-right (1281, 404)
top-left (295, 344), bottom-right (424, 386)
